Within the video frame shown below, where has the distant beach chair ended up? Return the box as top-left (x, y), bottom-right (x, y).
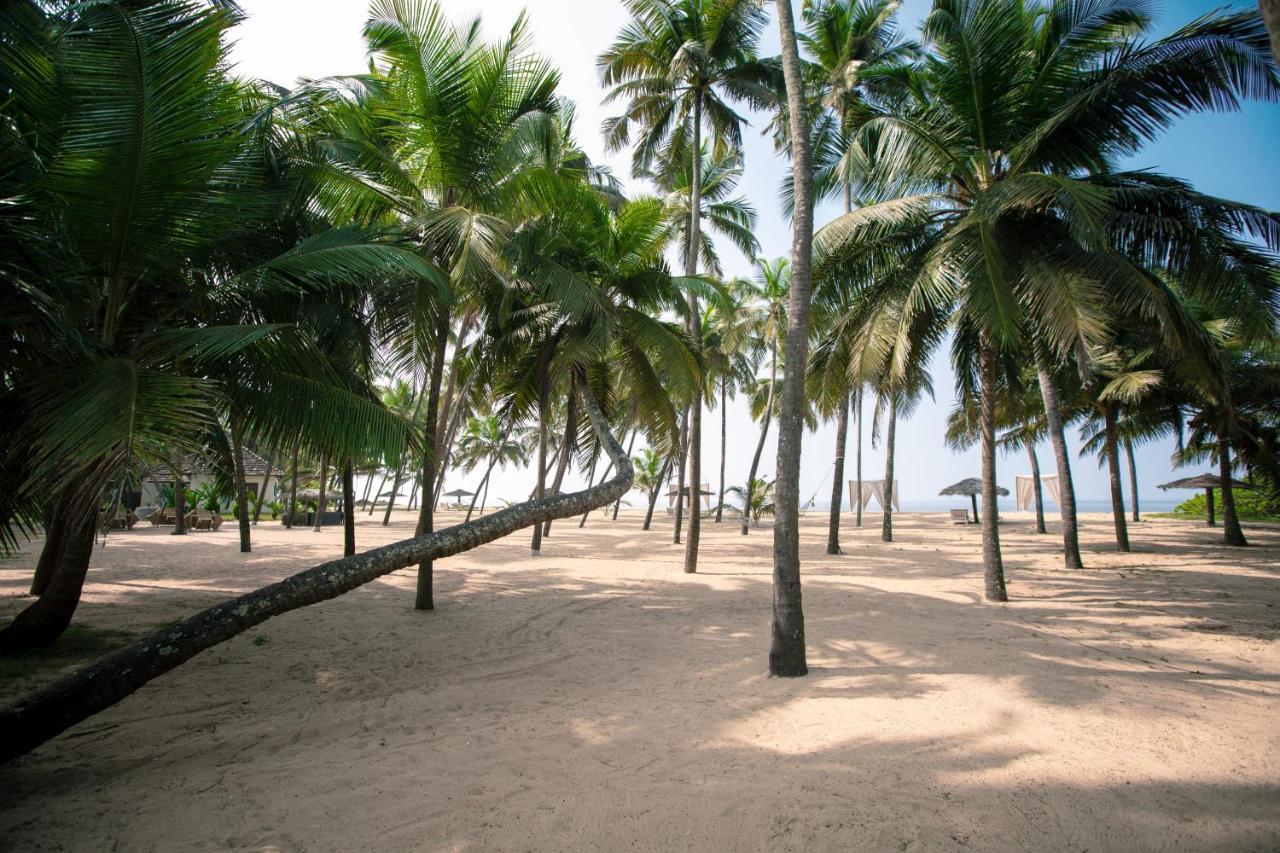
top-left (193, 510), bottom-right (222, 531)
top-left (950, 508), bottom-right (970, 524)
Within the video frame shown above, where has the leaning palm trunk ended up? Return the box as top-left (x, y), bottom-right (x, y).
top-left (770, 0), bottom-right (811, 678)
top-left (1035, 351), bottom-right (1084, 569)
top-left (580, 430), bottom-right (632, 528)
top-left (881, 397), bottom-right (897, 544)
top-left (0, 467), bottom-right (110, 652)
top-left (1124, 437), bottom-right (1140, 522)
top-left (826, 392), bottom-right (849, 554)
top-left (1102, 403), bottom-right (1130, 551)
top-left (1027, 440), bottom-right (1047, 534)
top-left (29, 490), bottom-right (74, 596)
top-left (313, 455), bottom-right (329, 533)
top-left (342, 460), bottom-right (355, 557)
top-left (716, 377), bottom-right (727, 522)
top-left (0, 388), bottom-right (632, 764)
top-left (414, 313), bottom-right (450, 610)
top-left (742, 344), bottom-right (777, 536)
top-left (979, 347), bottom-right (1009, 602)
top-left (431, 313), bottom-right (475, 507)
top-left (230, 414), bottom-right (251, 553)
top-left (252, 438), bottom-right (281, 525)
top-left (367, 470), bottom-right (386, 516)
top-left (642, 457), bottom-right (672, 531)
top-left (383, 390), bottom-right (427, 525)
top-left (1218, 428), bottom-right (1247, 546)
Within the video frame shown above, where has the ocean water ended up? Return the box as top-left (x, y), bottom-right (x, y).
top-left (801, 496), bottom-right (1181, 513)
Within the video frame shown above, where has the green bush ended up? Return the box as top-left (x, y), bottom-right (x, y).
top-left (1172, 489), bottom-right (1280, 522)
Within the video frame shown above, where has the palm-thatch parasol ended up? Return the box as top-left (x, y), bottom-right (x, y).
top-left (939, 478), bottom-right (1010, 524)
top-left (1157, 473), bottom-right (1253, 527)
top-left (443, 488), bottom-right (475, 497)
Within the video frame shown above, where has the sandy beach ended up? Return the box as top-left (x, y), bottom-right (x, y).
top-left (1, 509), bottom-right (1278, 851)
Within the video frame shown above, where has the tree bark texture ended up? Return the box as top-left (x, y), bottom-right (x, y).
top-left (230, 414), bottom-right (251, 553)
top-left (826, 392), bottom-right (849, 554)
top-left (1103, 403), bottom-right (1130, 552)
top-left (881, 396), bottom-right (896, 544)
top-left (1035, 350), bottom-right (1083, 568)
top-left (980, 346), bottom-right (1008, 602)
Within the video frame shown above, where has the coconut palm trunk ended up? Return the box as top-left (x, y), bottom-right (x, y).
top-left (286, 441), bottom-right (300, 529)
top-left (1102, 403), bottom-right (1130, 551)
top-left (29, 491), bottom-right (74, 596)
top-left (673, 410), bottom-right (688, 544)
top-left (342, 460), bottom-right (356, 557)
top-left (1027, 440), bottom-right (1046, 534)
top-left (683, 92), bottom-right (704, 574)
top-left (979, 346), bottom-right (1008, 602)
top-left (172, 469), bottom-right (188, 536)
top-left (1218, 427), bottom-right (1247, 546)
top-left (466, 421), bottom-right (516, 523)
top-left (826, 392), bottom-right (849, 554)
top-left (252, 439), bottom-right (281, 525)
top-left (530, 345), bottom-right (553, 555)
top-left (367, 470), bottom-right (386, 516)
top-left (414, 313), bottom-right (450, 610)
top-left (742, 342), bottom-right (777, 536)
top-left (1035, 350), bottom-right (1084, 568)
top-left (1124, 437), bottom-right (1140, 522)
top-left (881, 396), bottom-right (897, 543)
top-left (384, 390), bottom-right (427, 525)
top-left (770, 0), bottom-right (811, 678)
top-left (854, 388), bottom-right (864, 527)
top-left (581, 429), bottom-right (632, 527)
top-left (430, 313), bottom-right (475, 506)
top-left (230, 414), bottom-right (251, 553)
top-left (542, 383), bottom-right (577, 538)
top-left (643, 457), bottom-right (672, 531)
top-left (716, 376), bottom-right (728, 522)
top-left (313, 454), bottom-right (329, 533)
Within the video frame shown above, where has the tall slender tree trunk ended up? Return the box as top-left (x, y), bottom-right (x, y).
top-left (827, 392), bottom-right (849, 554)
top-left (673, 410), bottom-right (688, 544)
top-left (1027, 440), bottom-right (1046, 534)
top-left (1219, 428), bottom-right (1247, 546)
top-left (252, 439), bottom-right (281, 525)
top-left (230, 415), bottom-right (251, 553)
top-left (529, 343), bottom-right (553, 556)
top-left (415, 312), bottom-right (450, 609)
top-left (642, 457), bottom-right (672, 531)
top-left (384, 390), bottom-right (427, 525)
top-left (542, 381), bottom-right (577, 538)
top-left (1124, 437), bottom-right (1140, 522)
top-left (1102, 404), bottom-right (1130, 551)
top-left (360, 467), bottom-right (375, 507)
top-left (431, 313), bottom-right (476, 507)
top-left (854, 388), bottom-right (863, 528)
top-left (979, 346), bottom-right (1008, 602)
top-left (313, 455), bottom-right (329, 533)
top-left (742, 344), bottom-right (777, 535)
top-left (881, 396), bottom-right (897, 543)
top-left (286, 441), bottom-right (300, 529)
top-left (466, 422), bottom-right (516, 522)
top-left (1035, 349), bottom-right (1083, 568)
top-left (1205, 487), bottom-right (1216, 527)
top-left (716, 377), bottom-right (728, 523)
top-left (684, 90), bottom-right (704, 574)
top-left (0, 470), bottom-right (106, 651)
top-left (342, 460), bottom-right (355, 557)
top-left (770, 0), bottom-right (811, 677)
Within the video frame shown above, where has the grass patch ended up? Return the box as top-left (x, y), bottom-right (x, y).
top-left (1168, 490), bottom-right (1280, 523)
top-left (0, 624), bottom-right (138, 682)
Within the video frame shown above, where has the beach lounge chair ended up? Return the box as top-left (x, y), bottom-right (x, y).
top-left (950, 508), bottom-right (970, 524)
top-left (192, 510), bottom-right (223, 531)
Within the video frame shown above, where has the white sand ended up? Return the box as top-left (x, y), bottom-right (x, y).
top-left (1, 509), bottom-right (1278, 851)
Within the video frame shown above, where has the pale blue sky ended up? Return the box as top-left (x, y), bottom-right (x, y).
top-left (230, 0), bottom-right (1279, 510)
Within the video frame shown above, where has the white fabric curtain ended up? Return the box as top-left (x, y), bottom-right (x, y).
top-left (849, 480), bottom-right (899, 511)
top-left (1015, 475), bottom-right (1061, 513)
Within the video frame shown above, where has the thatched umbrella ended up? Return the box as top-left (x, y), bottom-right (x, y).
top-left (939, 478), bottom-right (1010, 525)
top-left (442, 488), bottom-right (475, 508)
top-left (1157, 473), bottom-right (1253, 527)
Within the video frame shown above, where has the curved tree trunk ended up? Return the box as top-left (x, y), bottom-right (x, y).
top-left (742, 344), bottom-right (777, 536)
top-left (979, 346), bottom-right (1008, 602)
top-left (415, 312), bottom-right (451, 610)
top-left (0, 388), bottom-right (632, 764)
top-left (342, 459), bottom-right (355, 557)
top-left (673, 410), bottom-right (688, 544)
top-left (1103, 404), bottom-right (1130, 552)
top-left (230, 414), bottom-right (251, 554)
top-left (826, 392), bottom-right (849, 554)
top-left (252, 438), bottom-right (281, 525)
top-left (580, 429), bottom-right (632, 528)
top-left (854, 388), bottom-right (863, 528)
top-left (714, 377), bottom-right (728, 523)
top-left (642, 457), bottom-right (672, 531)
top-left (1219, 430), bottom-right (1247, 546)
top-left (1027, 440), bottom-right (1046, 534)
top-left (881, 396), bottom-right (896, 544)
top-left (771, 0), bottom-right (811, 678)
top-left (1124, 437), bottom-right (1140, 522)
top-left (30, 492), bottom-right (73, 596)
top-left (1034, 350), bottom-right (1084, 568)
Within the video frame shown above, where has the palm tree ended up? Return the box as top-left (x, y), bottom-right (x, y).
top-left (813, 0), bottom-right (1278, 595)
top-left (455, 414), bottom-right (530, 521)
top-left (601, 0), bottom-right (775, 575)
top-left (769, 0), bottom-right (815, 678)
top-left (737, 259), bottom-right (791, 535)
top-left (727, 477), bottom-right (777, 524)
top-left (702, 290), bottom-right (755, 522)
top-left (632, 447), bottom-right (670, 530)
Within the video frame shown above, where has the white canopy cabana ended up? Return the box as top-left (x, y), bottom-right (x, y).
top-left (1015, 474), bottom-right (1060, 511)
top-left (849, 479), bottom-right (899, 512)
top-left (667, 482), bottom-right (712, 511)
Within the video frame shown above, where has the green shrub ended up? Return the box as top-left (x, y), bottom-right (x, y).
top-left (1172, 489), bottom-right (1280, 521)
